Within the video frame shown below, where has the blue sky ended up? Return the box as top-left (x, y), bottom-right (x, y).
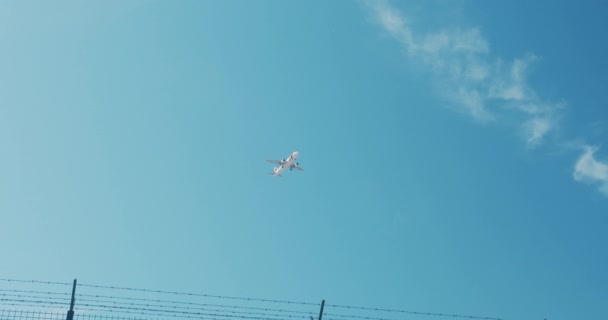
top-left (1, 1), bottom-right (607, 319)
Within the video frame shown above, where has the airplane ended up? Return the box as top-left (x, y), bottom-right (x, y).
top-left (266, 151), bottom-right (303, 176)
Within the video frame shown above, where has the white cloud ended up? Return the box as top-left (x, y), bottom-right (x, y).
top-left (369, 1), bottom-right (558, 144)
top-left (524, 117), bottom-right (552, 147)
top-left (488, 54), bottom-right (537, 102)
top-left (369, 1), bottom-right (608, 198)
top-left (573, 147), bottom-right (608, 196)
top-left (454, 87), bottom-right (492, 122)
top-left (373, 2), bottom-right (416, 52)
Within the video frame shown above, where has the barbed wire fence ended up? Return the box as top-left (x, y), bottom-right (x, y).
top-left (0, 278), bottom-right (503, 320)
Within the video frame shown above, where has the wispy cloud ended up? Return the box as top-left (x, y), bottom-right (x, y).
top-left (524, 117), bottom-right (553, 147)
top-left (368, 0), bottom-right (608, 197)
top-left (573, 147), bottom-right (608, 195)
top-left (370, 1), bottom-right (559, 146)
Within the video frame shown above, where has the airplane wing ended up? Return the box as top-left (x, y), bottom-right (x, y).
top-left (293, 165), bottom-right (304, 171)
top-left (266, 160), bottom-right (283, 165)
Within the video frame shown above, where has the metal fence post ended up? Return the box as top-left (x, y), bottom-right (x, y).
top-left (66, 279), bottom-right (77, 320)
top-left (318, 300), bottom-right (325, 320)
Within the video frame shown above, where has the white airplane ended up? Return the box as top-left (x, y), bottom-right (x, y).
top-left (266, 151), bottom-right (303, 176)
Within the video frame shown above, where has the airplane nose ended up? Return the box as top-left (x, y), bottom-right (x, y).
top-left (292, 151), bottom-right (299, 159)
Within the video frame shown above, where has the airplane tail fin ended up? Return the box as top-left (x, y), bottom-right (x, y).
top-left (267, 167), bottom-right (282, 177)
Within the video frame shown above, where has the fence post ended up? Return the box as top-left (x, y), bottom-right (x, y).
top-left (318, 300), bottom-right (325, 320)
top-left (66, 279), bottom-right (77, 320)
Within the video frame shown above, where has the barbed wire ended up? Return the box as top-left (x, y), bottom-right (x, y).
top-left (2, 299), bottom-right (303, 320)
top-left (0, 279), bottom-right (71, 287)
top-left (75, 306), bottom-right (228, 320)
top-left (0, 289), bottom-right (70, 297)
top-left (76, 293), bottom-right (314, 316)
top-left (0, 278), bottom-right (505, 320)
top-left (325, 304), bottom-right (502, 320)
top-left (323, 313), bottom-right (403, 320)
top-left (78, 283), bottom-right (319, 307)
top-left (0, 294), bottom-right (68, 307)
top-left (73, 302), bottom-right (299, 320)
top-left (73, 309), bottom-right (148, 320)
top-left (76, 297), bottom-right (313, 319)
top-left (0, 302), bottom-right (66, 311)
top-left (3, 300), bottom-right (306, 320)
top-left (0, 299), bottom-right (66, 309)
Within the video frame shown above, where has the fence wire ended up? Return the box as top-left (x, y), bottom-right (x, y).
top-left (0, 278), bottom-right (503, 320)
top-left (0, 309), bottom-right (64, 320)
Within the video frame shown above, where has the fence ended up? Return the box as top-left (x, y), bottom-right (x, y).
top-left (0, 310), bottom-right (147, 320)
top-left (0, 279), bottom-right (501, 320)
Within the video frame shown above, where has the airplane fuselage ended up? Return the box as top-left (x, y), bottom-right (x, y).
top-left (272, 151), bottom-right (299, 176)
